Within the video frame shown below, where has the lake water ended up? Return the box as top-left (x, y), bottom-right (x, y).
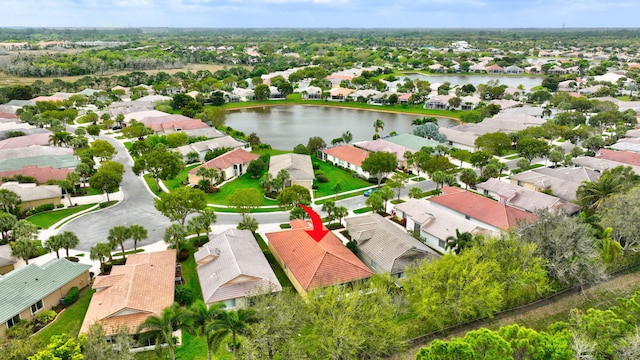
top-left (225, 105), bottom-right (458, 150)
top-left (404, 73), bottom-right (543, 90)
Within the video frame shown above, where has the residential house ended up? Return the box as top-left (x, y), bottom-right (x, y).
top-left (268, 154), bottom-right (314, 191)
top-left (232, 88), bottom-right (255, 102)
top-left (547, 65), bottom-right (567, 75)
top-left (354, 139), bottom-right (410, 168)
top-left (0, 133), bottom-right (52, 150)
top-left (609, 141), bottom-right (640, 155)
top-left (139, 115), bottom-right (210, 135)
top-left (476, 178), bottom-right (580, 214)
top-left (510, 167), bottom-right (601, 202)
top-left (394, 199), bottom-right (488, 252)
top-left (301, 86), bottom-right (322, 100)
top-left (573, 155), bottom-right (640, 175)
top-left (80, 250), bottom-right (176, 337)
top-left (398, 93), bottom-right (413, 104)
top-left (1, 259), bottom-right (91, 338)
top-left (0, 182), bottom-right (61, 210)
top-left (424, 95), bottom-right (453, 110)
top-left (195, 229), bottom-right (281, 309)
top-left (485, 64), bottom-right (505, 74)
top-left (0, 245), bottom-right (16, 275)
top-left (0, 165), bottom-right (72, 184)
top-left (429, 186), bottom-right (537, 232)
top-left (328, 88), bottom-right (354, 101)
top-left (268, 86), bottom-right (285, 100)
top-left (344, 213), bottom-right (440, 278)
top-left (439, 127), bottom-right (478, 152)
top-left (174, 136), bottom-right (249, 162)
top-left (384, 133), bottom-right (446, 152)
top-left (265, 220), bottom-right (373, 296)
top-left (188, 148), bottom-right (259, 185)
top-left (320, 145), bottom-right (371, 178)
top-left (504, 65), bottom-right (525, 74)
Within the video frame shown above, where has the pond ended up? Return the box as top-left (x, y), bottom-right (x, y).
top-left (404, 73), bottom-right (543, 90)
top-left (225, 105), bottom-right (458, 150)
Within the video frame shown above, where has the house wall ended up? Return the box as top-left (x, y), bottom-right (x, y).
top-left (323, 154), bottom-right (370, 178)
top-left (291, 179), bottom-right (313, 191)
top-left (1, 270), bottom-right (90, 338)
top-left (509, 179), bottom-right (540, 192)
top-left (355, 249), bottom-right (386, 275)
top-left (22, 197), bottom-right (61, 211)
top-left (267, 242), bottom-right (308, 297)
top-left (396, 210), bottom-right (447, 252)
top-left (428, 201), bottom-right (502, 233)
top-left (0, 263), bottom-right (14, 275)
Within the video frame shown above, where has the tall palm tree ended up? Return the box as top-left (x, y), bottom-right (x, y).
top-left (164, 224), bottom-right (188, 258)
top-left (185, 301), bottom-right (226, 360)
top-left (373, 119), bottom-right (385, 140)
top-left (128, 224), bottom-right (147, 252)
top-left (90, 243), bottom-right (110, 271)
top-left (576, 167), bottom-right (635, 213)
top-left (108, 226), bottom-right (131, 259)
top-left (199, 208), bottom-right (217, 239)
top-left (137, 303), bottom-right (184, 360)
top-left (59, 231), bottom-right (80, 258)
top-left (207, 308), bottom-right (257, 360)
top-left (11, 238), bottom-right (37, 264)
top-left (445, 229), bottom-right (474, 254)
top-left (0, 188), bottom-right (21, 215)
top-left (45, 234), bottom-right (63, 259)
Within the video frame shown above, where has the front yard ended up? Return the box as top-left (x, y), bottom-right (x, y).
top-left (313, 160), bottom-right (372, 198)
top-left (26, 204), bottom-right (96, 229)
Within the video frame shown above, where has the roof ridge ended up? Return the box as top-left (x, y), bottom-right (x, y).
top-left (304, 251), bottom-right (328, 289)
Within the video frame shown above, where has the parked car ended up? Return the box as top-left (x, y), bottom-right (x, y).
top-left (363, 188), bottom-right (378, 197)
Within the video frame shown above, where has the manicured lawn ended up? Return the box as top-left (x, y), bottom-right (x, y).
top-left (32, 288), bottom-right (94, 345)
top-left (181, 241), bottom-right (204, 303)
top-left (165, 164), bottom-right (199, 190)
top-left (206, 173), bottom-right (278, 206)
top-left (313, 160), bottom-right (372, 198)
top-left (208, 206), bottom-right (282, 213)
top-left (503, 154), bottom-right (521, 160)
top-left (354, 207), bottom-right (372, 214)
top-left (26, 204), bottom-right (96, 229)
top-left (144, 174), bottom-right (162, 194)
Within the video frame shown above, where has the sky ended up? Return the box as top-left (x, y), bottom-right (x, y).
top-left (1, 0), bottom-right (639, 28)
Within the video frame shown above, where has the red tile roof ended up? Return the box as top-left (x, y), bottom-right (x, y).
top-left (150, 119), bottom-right (208, 132)
top-left (266, 225), bottom-right (372, 292)
top-left (0, 112), bottom-right (18, 119)
top-left (597, 149), bottom-right (640, 166)
top-left (0, 165), bottom-right (72, 184)
top-left (430, 186), bottom-right (537, 230)
top-left (189, 148), bottom-right (259, 173)
top-left (322, 145), bottom-right (370, 167)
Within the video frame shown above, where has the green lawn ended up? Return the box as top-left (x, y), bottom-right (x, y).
top-left (206, 173), bottom-right (278, 206)
top-left (181, 241), bottom-right (204, 303)
top-left (26, 204), bottom-right (96, 229)
top-left (314, 190), bottom-right (366, 205)
top-left (354, 207), bottom-right (372, 214)
top-left (165, 164), bottom-right (199, 190)
top-left (208, 206), bottom-right (282, 213)
top-left (32, 288), bottom-right (94, 345)
top-left (313, 160), bottom-right (372, 198)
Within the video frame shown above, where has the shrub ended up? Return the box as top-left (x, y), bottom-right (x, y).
top-left (316, 174), bottom-right (329, 183)
top-left (35, 310), bottom-right (56, 326)
top-left (6, 320), bottom-right (31, 339)
top-left (175, 286), bottom-right (194, 305)
top-left (65, 256), bottom-right (79, 263)
top-left (63, 286), bottom-right (79, 306)
top-left (99, 202), bottom-right (108, 208)
top-left (191, 236), bottom-right (209, 248)
top-left (178, 248), bottom-right (190, 262)
top-left (326, 223), bottom-right (344, 230)
top-left (56, 204), bottom-right (64, 208)
top-left (312, 163), bottom-right (321, 170)
top-left (25, 203), bottom-right (55, 216)
top-left (279, 223), bottom-right (292, 229)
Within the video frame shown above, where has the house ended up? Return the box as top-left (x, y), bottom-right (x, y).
top-left (268, 154), bottom-right (314, 191)
top-left (232, 88), bottom-right (255, 102)
top-left (354, 139), bottom-right (410, 168)
top-left (0, 154), bottom-right (78, 172)
top-left (139, 115), bottom-right (210, 135)
top-left (573, 155), bottom-right (640, 175)
top-left (0, 133), bottom-right (51, 150)
top-left (0, 259), bottom-right (91, 338)
top-left (321, 145), bottom-right (371, 178)
top-left (301, 86), bottom-right (322, 100)
top-left (0, 245), bottom-right (16, 275)
top-left (174, 136), bottom-right (249, 162)
top-left (606, 141), bottom-right (640, 156)
top-left (188, 148), bottom-right (259, 185)
top-left (429, 186), bottom-right (537, 232)
top-left (195, 229), bottom-right (281, 309)
top-left (0, 165), bottom-right (73, 184)
top-left (384, 133), bottom-right (446, 152)
top-left (510, 167), bottom-right (601, 202)
top-left (80, 250), bottom-right (176, 337)
top-left (438, 127), bottom-right (477, 152)
top-left (0, 182), bottom-right (61, 210)
top-left (504, 65), bottom-right (525, 74)
top-left (476, 178), bottom-right (580, 214)
top-left (547, 65), bottom-right (567, 75)
top-left (328, 88), bottom-right (354, 101)
top-left (424, 95), bottom-right (452, 110)
top-left (485, 64), bottom-right (504, 74)
top-left (394, 199), bottom-right (489, 252)
top-left (344, 213), bottom-right (440, 278)
top-left (265, 220), bottom-right (373, 296)
top-left (268, 86), bottom-right (285, 100)
top-left (0, 145), bottom-right (73, 161)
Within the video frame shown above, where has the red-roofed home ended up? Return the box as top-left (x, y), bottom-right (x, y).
top-left (0, 165), bottom-right (72, 184)
top-left (429, 186), bottom-right (537, 231)
top-left (188, 148), bottom-right (259, 185)
top-left (597, 149), bottom-right (640, 167)
top-left (321, 145), bottom-right (371, 178)
top-left (265, 221), bottom-right (373, 296)
top-left (485, 64), bottom-right (505, 74)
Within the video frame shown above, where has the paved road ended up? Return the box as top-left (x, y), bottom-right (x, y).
top-left (60, 136), bottom-right (173, 251)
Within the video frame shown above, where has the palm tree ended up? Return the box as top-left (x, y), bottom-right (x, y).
top-left (12, 219), bottom-right (38, 242)
top-left (108, 226), bottom-right (131, 259)
top-left (259, 172), bottom-right (273, 192)
top-left (45, 234), bottom-right (63, 259)
top-left (0, 188), bottom-right (21, 215)
top-left (459, 168), bottom-right (478, 190)
top-left (59, 231), bottom-right (80, 258)
top-left (164, 224), bottom-right (188, 258)
top-left (11, 238), bottom-right (37, 264)
top-left (199, 208), bottom-right (217, 238)
top-left (185, 301), bottom-right (226, 360)
top-left (128, 224), bottom-right (147, 252)
top-left (137, 303), bottom-right (184, 360)
top-left (90, 243), bottom-right (111, 271)
top-left (373, 119), bottom-right (385, 140)
top-left (207, 308), bottom-right (257, 360)
top-left (576, 168), bottom-right (635, 213)
top-left (0, 211), bottom-right (16, 242)
top-left (445, 229), bottom-right (474, 254)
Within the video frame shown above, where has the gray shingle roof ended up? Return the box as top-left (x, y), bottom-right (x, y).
top-left (384, 134), bottom-right (444, 152)
top-left (0, 259), bottom-right (90, 324)
top-left (345, 213), bottom-right (439, 275)
top-left (195, 229), bottom-right (281, 304)
top-left (268, 154), bottom-right (314, 181)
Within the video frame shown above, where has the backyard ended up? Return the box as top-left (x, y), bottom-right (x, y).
top-left (32, 288), bottom-right (94, 345)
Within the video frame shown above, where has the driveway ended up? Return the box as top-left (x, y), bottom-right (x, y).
top-left (60, 136), bottom-right (173, 251)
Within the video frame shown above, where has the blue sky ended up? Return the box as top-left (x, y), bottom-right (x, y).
top-left (2, 0), bottom-right (639, 28)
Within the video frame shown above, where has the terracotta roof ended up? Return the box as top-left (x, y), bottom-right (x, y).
top-left (150, 120), bottom-right (208, 132)
top-left (0, 133), bottom-right (51, 150)
top-left (322, 145), bottom-right (370, 167)
top-left (0, 112), bottom-right (18, 120)
top-left (0, 165), bottom-right (72, 184)
top-left (189, 148), bottom-right (258, 173)
top-left (80, 250), bottom-right (176, 336)
top-left (597, 149), bottom-right (640, 166)
top-left (265, 225), bottom-right (372, 292)
top-left (429, 186), bottom-right (537, 230)
top-left (329, 87), bottom-right (354, 96)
